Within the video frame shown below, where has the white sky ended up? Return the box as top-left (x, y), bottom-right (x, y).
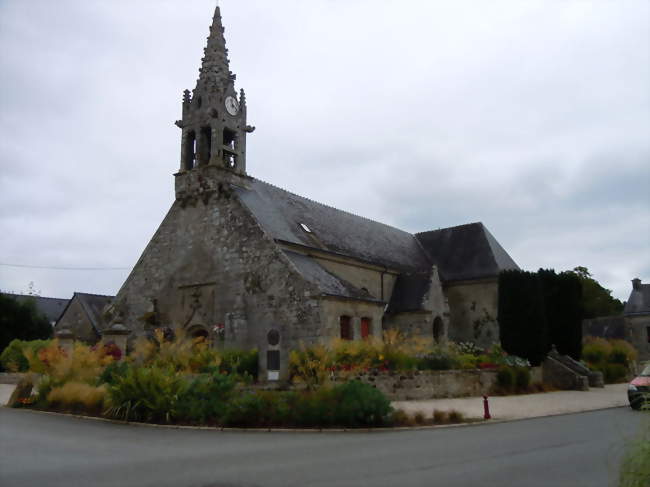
top-left (0, 0), bottom-right (648, 302)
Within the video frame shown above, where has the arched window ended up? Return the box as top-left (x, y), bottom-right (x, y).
top-left (433, 316), bottom-right (443, 344)
top-left (340, 316), bottom-right (352, 341)
top-left (361, 317), bottom-right (372, 339)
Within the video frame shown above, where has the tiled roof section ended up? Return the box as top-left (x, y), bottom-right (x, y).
top-left (235, 179), bottom-right (431, 272)
top-left (283, 250), bottom-right (381, 302)
top-left (415, 223), bottom-right (519, 282)
top-left (624, 283), bottom-right (650, 315)
top-left (5, 294), bottom-right (69, 324)
top-left (74, 293), bottom-right (114, 332)
top-left (386, 273), bottom-right (431, 313)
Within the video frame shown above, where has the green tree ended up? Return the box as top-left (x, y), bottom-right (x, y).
top-left (538, 269), bottom-right (583, 360)
top-left (569, 267), bottom-right (624, 319)
top-left (498, 270), bottom-right (548, 366)
top-left (0, 293), bottom-right (53, 355)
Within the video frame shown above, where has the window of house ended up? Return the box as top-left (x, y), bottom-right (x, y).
top-left (647, 327), bottom-right (650, 344)
top-left (340, 316), bottom-right (352, 341)
top-left (361, 317), bottom-right (371, 339)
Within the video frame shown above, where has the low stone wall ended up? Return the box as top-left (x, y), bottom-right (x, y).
top-left (337, 370), bottom-right (499, 401)
top-left (0, 373), bottom-right (26, 385)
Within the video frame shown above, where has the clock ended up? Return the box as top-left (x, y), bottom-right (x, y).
top-left (225, 96), bottom-right (239, 116)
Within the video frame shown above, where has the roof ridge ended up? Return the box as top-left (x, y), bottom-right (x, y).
top-left (415, 222), bottom-right (483, 236)
top-left (3, 293), bottom-right (69, 301)
top-left (74, 292), bottom-right (115, 299)
top-left (250, 176), bottom-right (415, 236)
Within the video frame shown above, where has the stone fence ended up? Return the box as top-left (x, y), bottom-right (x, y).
top-left (337, 369), bottom-right (500, 401)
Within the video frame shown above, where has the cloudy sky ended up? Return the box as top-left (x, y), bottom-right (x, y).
top-left (1, 0), bottom-right (648, 302)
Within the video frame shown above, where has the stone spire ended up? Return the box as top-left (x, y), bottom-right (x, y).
top-left (198, 6), bottom-right (231, 88)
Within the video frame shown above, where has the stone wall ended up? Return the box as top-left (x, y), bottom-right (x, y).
top-left (445, 279), bottom-right (499, 348)
top-left (110, 167), bottom-right (325, 380)
top-left (583, 315), bottom-right (650, 363)
top-left (338, 369), bottom-right (499, 401)
top-left (55, 298), bottom-right (101, 345)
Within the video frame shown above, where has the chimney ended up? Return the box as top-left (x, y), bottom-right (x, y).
top-left (632, 278), bottom-right (642, 291)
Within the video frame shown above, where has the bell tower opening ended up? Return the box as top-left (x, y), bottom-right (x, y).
top-left (175, 5), bottom-right (254, 184)
top-left (200, 126), bottom-right (212, 165)
top-left (184, 131), bottom-right (196, 170)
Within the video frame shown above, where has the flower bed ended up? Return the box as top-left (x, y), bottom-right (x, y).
top-left (289, 334), bottom-right (535, 397)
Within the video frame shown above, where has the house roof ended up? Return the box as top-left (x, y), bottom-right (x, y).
top-left (624, 282), bottom-right (650, 315)
top-left (4, 294), bottom-right (69, 324)
top-left (235, 179), bottom-right (431, 272)
top-left (234, 180), bottom-right (519, 304)
top-left (415, 223), bottom-right (520, 282)
top-left (386, 273), bottom-right (432, 313)
top-left (56, 293), bottom-right (114, 332)
top-left (283, 250), bottom-right (380, 303)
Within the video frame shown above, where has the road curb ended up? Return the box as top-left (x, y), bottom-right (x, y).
top-left (1, 404), bottom-right (629, 433)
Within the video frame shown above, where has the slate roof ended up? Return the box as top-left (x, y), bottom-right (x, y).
top-left (283, 250), bottom-right (379, 302)
top-left (235, 179), bottom-right (431, 272)
top-left (234, 179), bottom-right (519, 305)
top-left (4, 294), bottom-right (69, 324)
top-left (624, 282), bottom-right (650, 315)
top-left (415, 223), bottom-right (520, 282)
top-left (386, 273), bottom-right (432, 313)
top-left (56, 293), bottom-right (114, 332)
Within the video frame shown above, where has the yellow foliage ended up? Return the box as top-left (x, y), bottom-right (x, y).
top-left (25, 341), bottom-right (113, 385)
top-left (130, 328), bottom-right (221, 373)
top-left (47, 382), bottom-right (107, 410)
top-left (289, 342), bottom-right (333, 389)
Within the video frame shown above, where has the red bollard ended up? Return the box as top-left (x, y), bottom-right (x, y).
top-left (483, 395), bottom-right (491, 420)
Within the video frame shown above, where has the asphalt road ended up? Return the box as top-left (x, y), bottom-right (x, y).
top-left (0, 407), bottom-right (645, 487)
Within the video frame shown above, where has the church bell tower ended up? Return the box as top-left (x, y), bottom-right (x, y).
top-left (175, 6), bottom-right (254, 179)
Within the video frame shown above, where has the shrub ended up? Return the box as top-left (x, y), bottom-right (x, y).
top-left (97, 361), bottom-right (131, 386)
top-left (0, 339), bottom-right (51, 372)
top-left (432, 410), bottom-right (448, 424)
top-left (47, 382), bottom-right (107, 412)
top-left (609, 340), bottom-right (637, 366)
top-left (329, 380), bottom-right (392, 427)
top-left (130, 329), bottom-right (221, 374)
top-left (289, 343), bottom-right (332, 389)
top-left (582, 337), bottom-right (611, 365)
top-left (498, 270), bottom-right (548, 366)
top-left (0, 293), bottom-right (53, 354)
top-left (106, 366), bottom-right (189, 423)
top-left (448, 410), bottom-right (465, 423)
top-left (222, 391), bottom-right (292, 428)
top-left (602, 364), bottom-right (628, 384)
top-left (497, 366), bottom-right (515, 391)
top-left (514, 367), bottom-right (531, 390)
top-left (457, 354), bottom-right (479, 370)
top-left (619, 420), bottom-right (650, 487)
top-left (413, 411), bottom-right (426, 425)
top-left (218, 349), bottom-right (258, 381)
top-left (390, 409), bottom-right (413, 426)
top-left (177, 372), bottom-right (237, 424)
top-left (457, 342), bottom-right (483, 356)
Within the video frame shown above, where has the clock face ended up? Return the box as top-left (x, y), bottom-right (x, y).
top-left (225, 96), bottom-right (239, 116)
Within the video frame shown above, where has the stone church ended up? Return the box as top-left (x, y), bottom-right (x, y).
top-left (102, 6), bottom-right (519, 380)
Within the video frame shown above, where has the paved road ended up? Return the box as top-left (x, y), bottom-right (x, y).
top-left (0, 407), bottom-right (645, 487)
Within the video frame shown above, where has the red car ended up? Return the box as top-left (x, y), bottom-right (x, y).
top-left (628, 363), bottom-right (650, 410)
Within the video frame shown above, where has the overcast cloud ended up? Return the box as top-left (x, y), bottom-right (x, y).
top-left (0, 0), bottom-right (648, 302)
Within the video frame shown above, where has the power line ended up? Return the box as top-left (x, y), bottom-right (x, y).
top-left (0, 263), bottom-right (131, 271)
